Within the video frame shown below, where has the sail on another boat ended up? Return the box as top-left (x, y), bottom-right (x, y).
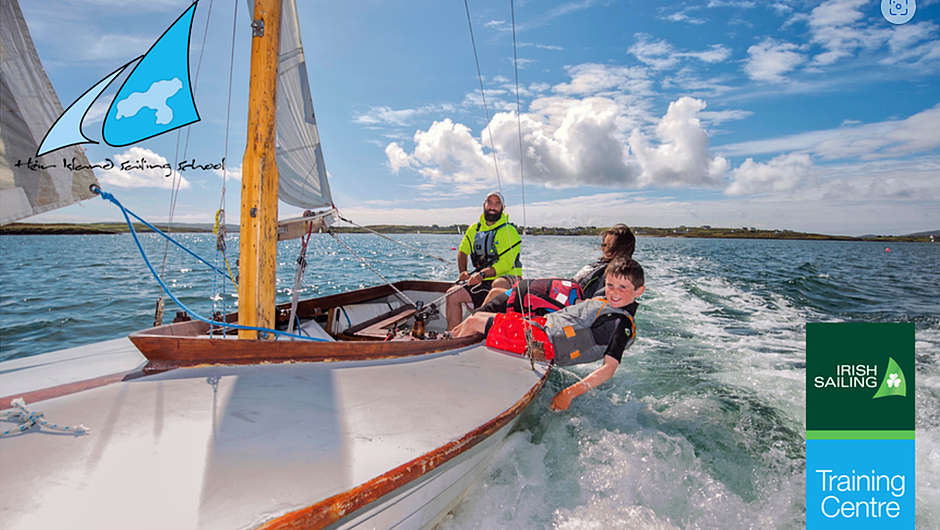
top-left (0, 0), bottom-right (98, 226)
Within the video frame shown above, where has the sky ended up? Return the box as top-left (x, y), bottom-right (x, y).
top-left (16, 0), bottom-right (940, 236)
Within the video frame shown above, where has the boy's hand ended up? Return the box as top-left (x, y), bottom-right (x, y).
top-left (550, 387), bottom-right (577, 411)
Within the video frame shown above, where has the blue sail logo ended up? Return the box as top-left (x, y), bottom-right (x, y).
top-left (37, 2), bottom-right (200, 157)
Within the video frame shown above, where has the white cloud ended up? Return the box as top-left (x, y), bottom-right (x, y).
top-left (353, 103), bottom-right (456, 126)
top-left (517, 42), bottom-right (564, 51)
top-left (807, 0), bottom-right (887, 66)
top-left (630, 35), bottom-right (731, 71)
top-left (407, 118), bottom-right (496, 194)
top-left (717, 105), bottom-right (940, 160)
top-left (725, 153), bottom-right (814, 196)
top-left (338, 160), bottom-right (940, 234)
top-left (553, 63), bottom-right (653, 97)
top-left (659, 9), bottom-right (707, 25)
top-left (661, 68), bottom-right (735, 96)
top-left (213, 164), bottom-right (241, 181)
top-left (706, 1), bottom-right (755, 7)
top-left (698, 109), bottom-right (753, 126)
top-left (881, 22), bottom-right (940, 70)
top-left (97, 147), bottom-right (190, 190)
top-left (384, 70), bottom-right (729, 193)
top-left (629, 97), bottom-right (730, 187)
top-left (677, 45), bottom-right (733, 63)
top-left (385, 142), bottom-right (414, 173)
top-left (629, 35), bottom-right (679, 70)
top-left (769, 2), bottom-right (794, 15)
top-left (744, 38), bottom-right (805, 83)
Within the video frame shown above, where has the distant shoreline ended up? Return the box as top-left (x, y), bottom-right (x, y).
top-left (1, 222), bottom-right (935, 243)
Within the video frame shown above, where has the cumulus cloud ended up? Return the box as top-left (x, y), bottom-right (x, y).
top-left (385, 142), bottom-right (414, 173)
top-left (385, 81), bottom-right (730, 193)
top-left (744, 38), bottom-right (805, 82)
top-left (629, 97), bottom-right (729, 187)
top-left (725, 153), bottom-right (814, 196)
top-left (97, 147), bottom-right (190, 190)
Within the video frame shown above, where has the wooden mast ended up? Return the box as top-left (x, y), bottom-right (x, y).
top-left (239, 0), bottom-right (282, 340)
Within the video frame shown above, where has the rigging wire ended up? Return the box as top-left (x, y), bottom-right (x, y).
top-left (336, 215), bottom-right (451, 265)
top-left (509, 0), bottom-right (536, 361)
top-left (154, 0), bottom-right (219, 325)
top-left (510, 0), bottom-right (527, 234)
top-left (327, 230), bottom-right (416, 307)
top-left (463, 0), bottom-right (502, 194)
top-left (209, 0), bottom-right (242, 333)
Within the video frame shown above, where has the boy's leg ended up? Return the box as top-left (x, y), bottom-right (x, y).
top-left (452, 312), bottom-right (494, 338)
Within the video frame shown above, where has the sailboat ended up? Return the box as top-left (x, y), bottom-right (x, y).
top-left (0, 0), bottom-right (548, 528)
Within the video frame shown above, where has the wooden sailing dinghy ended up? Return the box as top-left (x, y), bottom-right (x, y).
top-left (0, 0), bottom-right (549, 528)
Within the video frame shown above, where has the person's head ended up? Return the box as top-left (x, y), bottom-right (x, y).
top-left (599, 224), bottom-right (636, 261)
top-left (483, 191), bottom-right (505, 223)
top-left (603, 257), bottom-right (645, 308)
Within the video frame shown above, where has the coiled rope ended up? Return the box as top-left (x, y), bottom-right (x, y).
top-left (1, 399), bottom-right (88, 437)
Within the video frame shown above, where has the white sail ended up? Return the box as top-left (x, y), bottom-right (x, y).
top-left (0, 0), bottom-right (98, 226)
top-left (276, 0), bottom-right (332, 211)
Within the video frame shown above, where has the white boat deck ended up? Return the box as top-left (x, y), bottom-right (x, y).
top-left (0, 337), bottom-right (146, 398)
top-left (0, 343), bottom-right (547, 530)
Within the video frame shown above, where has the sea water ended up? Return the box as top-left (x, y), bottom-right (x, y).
top-left (1, 233), bottom-right (938, 528)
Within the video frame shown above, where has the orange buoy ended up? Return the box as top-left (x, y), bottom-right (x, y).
top-left (885, 248), bottom-right (890, 252)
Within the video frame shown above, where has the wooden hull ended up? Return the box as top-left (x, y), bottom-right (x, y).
top-left (130, 280), bottom-right (481, 372)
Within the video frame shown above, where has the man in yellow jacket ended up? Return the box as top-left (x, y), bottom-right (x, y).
top-left (446, 191), bottom-right (522, 330)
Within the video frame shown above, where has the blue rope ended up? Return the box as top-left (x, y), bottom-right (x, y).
top-left (96, 187), bottom-right (327, 342)
top-left (105, 193), bottom-right (231, 280)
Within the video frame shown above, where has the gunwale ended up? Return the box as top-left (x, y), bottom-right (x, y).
top-left (129, 280), bottom-right (483, 372)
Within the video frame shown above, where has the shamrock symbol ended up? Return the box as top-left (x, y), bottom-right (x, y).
top-left (887, 373), bottom-right (901, 388)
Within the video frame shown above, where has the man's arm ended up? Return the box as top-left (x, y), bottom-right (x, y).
top-left (457, 251), bottom-right (470, 281)
top-left (490, 224), bottom-right (522, 278)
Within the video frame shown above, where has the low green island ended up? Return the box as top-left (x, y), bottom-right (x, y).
top-left (2, 222), bottom-right (936, 242)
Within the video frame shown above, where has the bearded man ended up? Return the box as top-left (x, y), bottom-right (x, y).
top-left (445, 191), bottom-right (522, 330)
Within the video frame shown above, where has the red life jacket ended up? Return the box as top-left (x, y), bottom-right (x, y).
top-left (485, 312), bottom-right (555, 361)
top-left (506, 278), bottom-right (583, 315)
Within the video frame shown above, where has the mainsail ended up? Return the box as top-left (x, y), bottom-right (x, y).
top-left (0, 0), bottom-right (98, 226)
top-left (276, 0), bottom-right (332, 211)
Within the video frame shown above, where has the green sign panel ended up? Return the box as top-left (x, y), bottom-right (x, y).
top-left (806, 322), bottom-right (914, 434)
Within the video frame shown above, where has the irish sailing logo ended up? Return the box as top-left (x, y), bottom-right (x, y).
top-left (872, 357), bottom-right (907, 399)
top-left (37, 2), bottom-right (200, 157)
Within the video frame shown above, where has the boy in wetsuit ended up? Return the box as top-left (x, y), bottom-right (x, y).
top-left (452, 257), bottom-right (645, 411)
